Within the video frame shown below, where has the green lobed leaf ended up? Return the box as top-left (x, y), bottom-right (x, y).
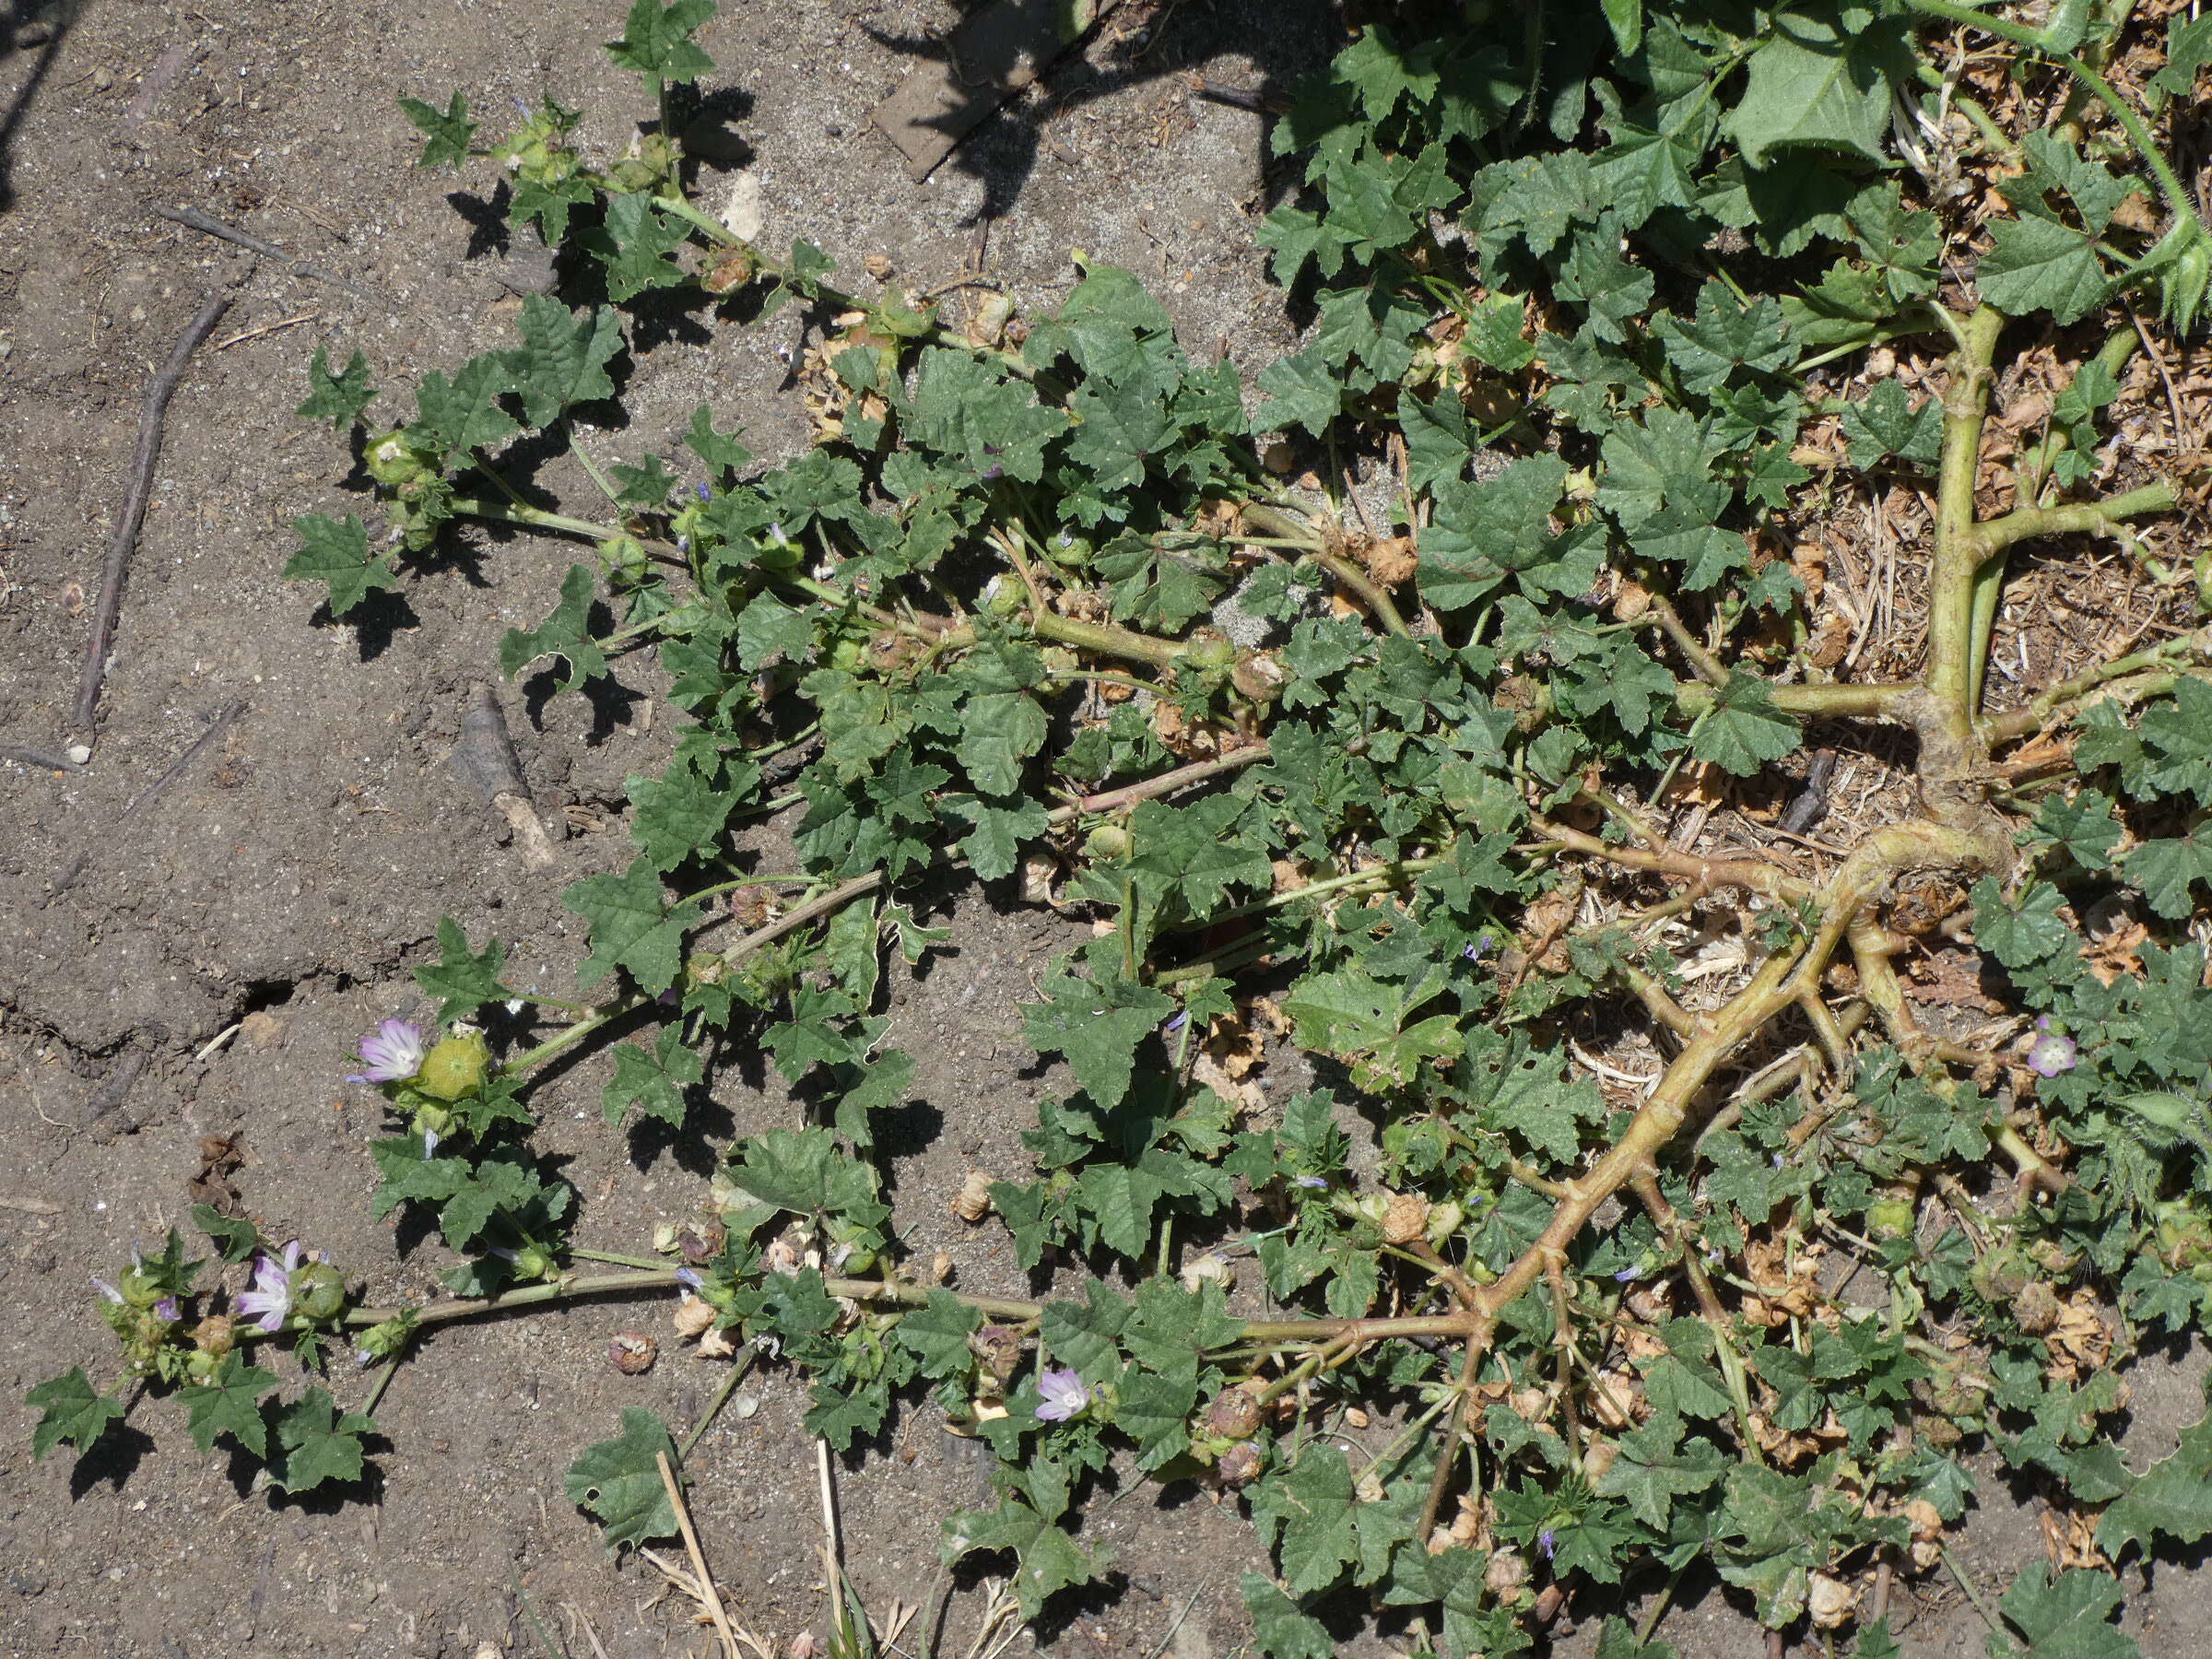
top-left (1022, 967), bottom-right (1172, 1109)
top-left (565, 1407), bottom-right (681, 1549)
top-left (269, 1387), bottom-right (374, 1494)
top-left (180, 1352), bottom-right (280, 1457)
top-left (503, 296), bottom-right (624, 429)
top-left (285, 514), bottom-right (396, 618)
top-left (604, 0), bottom-right (716, 88)
top-left (398, 89), bottom-right (477, 171)
top-left (1978, 217), bottom-right (2110, 325)
top-left (1241, 1576), bottom-right (1335, 1659)
top-left (584, 193), bottom-right (692, 302)
top-left (602, 1026), bottom-right (706, 1126)
top-left (416, 917), bottom-right (514, 1024)
top-left (1727, 9), bottom-right (1910, 169)
top-left (27, 1369), bottom-right (125, 1460)
top-left (410, 352), bottom-right (523, 457)
top-left (1691, 673), bottom-right (1802, 776)
top-left (298, 347), bottom-right (375, 429)
top-left (1988, 1564), bottom-right (2136, 1659)
top-left (943, 1495), bottom-right (1113, 1619)
top-left (501, 565), bottom-right (609, 692)
top-left (563, 857), bottom-right (706, 992)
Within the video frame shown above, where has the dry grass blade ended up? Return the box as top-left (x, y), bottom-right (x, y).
top-left (655, 1451), bottom-right (739, 1657)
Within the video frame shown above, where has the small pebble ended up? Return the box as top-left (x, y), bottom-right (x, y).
top-left (65, 744), bottom-right (92, 766)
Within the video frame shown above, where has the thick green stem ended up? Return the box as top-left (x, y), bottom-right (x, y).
top-left (447, 496), bottom-right (620, 544)
top-left (1971, 482), bottom-right (2178, 559)
top-left (1030, 610), bottom-right (1191, 670)
top-left (347, 1268), bottom-right (682, 1329)
top-left (1926, 306), bottom-right (2006, 735)
top-left (1672, 679), bottom-right (1915, 720)
top-left (504, 999), bottom-right (644, 1073)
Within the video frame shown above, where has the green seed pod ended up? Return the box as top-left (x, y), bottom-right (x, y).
top-left (1865, 1198), bottom-right (1916, 1240)
top-left (365, 429), bottom-right (440, 488)
top-left (1183, 635), bottom-right (1236, 677)
top-left (599, 535), bottom-right (649, 582)
top-left (1084, 822), bottom-right (1133, 862)
top-left (416, 1031), bottom-right (491, 1102)
top-left (289, 1261), bottom-right (348, 1324)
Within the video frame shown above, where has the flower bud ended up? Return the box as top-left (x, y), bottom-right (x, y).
top-left (702, 250), bottom-right (757, 295)
top-left (1865, 1198), bottom-right (1916, 1239)
top-left (1230, 652), bottom-right (1286, 703)
top-left (600, 535), bottom-right (649, 580)
top-left (415, 1030), bottom-right (491, 1101)
top-left (1182, 635), bottom-right (1236, 678)
top-left (354, 1316), bottom-right (415, 1363)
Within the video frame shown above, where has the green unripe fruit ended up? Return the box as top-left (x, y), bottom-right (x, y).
top-left (1865, 1199), bottom-right (1916, 1240)
top-left (411, 1101), bottom-right (458, 1147)
top-left (365, 429), bottom-right (440, 488)
top-left (1183, 636), bottom-right (1236, 677)
top-left (416, 1031), bottom-right (491, 1102)
top-left (1042, 532), bottom-right (1090, 570)
top-left (117, 1268), bottom-right (169, 1310)
top-left (600, 535), bottom-right (648, 581)
top-left (290, 1262), bottom-right (347, 1323)
top-left (984, 576), bottom-right (1026, 617)
top-left (1083, 824), bottom-right (1133, 862)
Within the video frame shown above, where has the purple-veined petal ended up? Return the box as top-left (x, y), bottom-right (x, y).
top-left (1034, 1367), bottom-right (1089, 1422)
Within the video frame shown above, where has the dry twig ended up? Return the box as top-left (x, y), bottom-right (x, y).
top-left (71, 287), bottom-right (242, 741)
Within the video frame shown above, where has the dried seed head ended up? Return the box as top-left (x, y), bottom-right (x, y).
top-left (1214, 1441), bottom-right (1265, 1488)
top-left (608, 1332), bottom-right (658, 1375)
top-left (673, 1295), bottom-right (718, 1339)
top-left (676, 1220), bottom-right (725, 1265)
top-left (970, 1324), bottom-right (1023, 1383)
top-left (1381, 1192), bottom-right (1430, 1245)
top-left (1206, 1387), bottom-right (1264, 1441)
top-left (951, 1170), bottom-right (996, 1223)
top-left (1807, 1571), bottom-right (1856, 1629)
top-left (1180, 1252), bottom-right (1234, 1294)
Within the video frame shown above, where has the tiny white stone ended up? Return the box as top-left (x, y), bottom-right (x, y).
top-left (65, 744), bottom-right (92, 765)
